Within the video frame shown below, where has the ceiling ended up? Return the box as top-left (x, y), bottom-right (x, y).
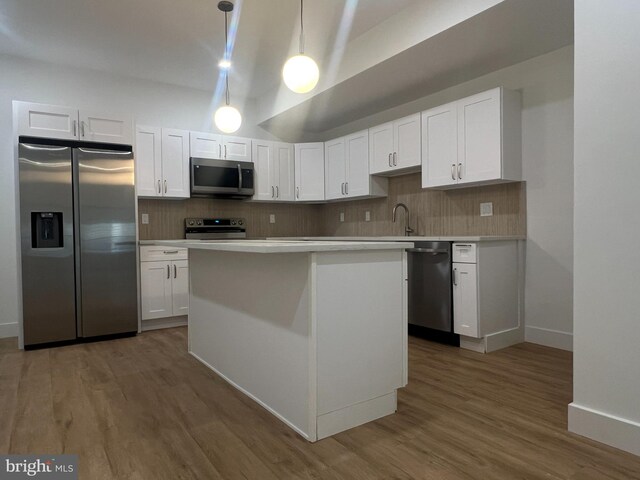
top-left (0, 0), bottom-right (420, 98)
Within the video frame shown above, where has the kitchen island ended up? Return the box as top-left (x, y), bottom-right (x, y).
top-left (152, 239), bottom-right (411, 442)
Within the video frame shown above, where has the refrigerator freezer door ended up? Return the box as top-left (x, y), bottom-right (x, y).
top-left (75, 147), bottom-right (137, 337)
top-left (19, 143), bottom-right (77, 345)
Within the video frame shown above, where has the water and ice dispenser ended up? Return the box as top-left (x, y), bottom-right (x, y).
top-left (31, 212), bottom-right (64, 248)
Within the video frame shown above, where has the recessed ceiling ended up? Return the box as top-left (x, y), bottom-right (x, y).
top-left (0, 0), bottom-right (421, 98)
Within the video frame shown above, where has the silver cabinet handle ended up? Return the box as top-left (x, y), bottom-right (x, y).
top-left (296, 186), bottom-right (300, 199)
top-left (458, 163), bottom-right (462, 180)
top-left (218, 144), bottom-right (222, 158)
top-left (276, 185), bottom-right (279, 198)
top-left (341, 182), bottom-right (345, 195)
top-left (164, 179), bottom-right (167, 193)
top-left (174, 264), bottom-right (177, 278)
top-left (237, 164), bottom-right (242, 190)
top-left (388, 153), bottom-right (392, 167)
top-left (157, 179), bottom-right (161, 194)
top-left (163, 250), bottom-right (179, 254)
top-left (451, 164), bottom-right (456, 180)
top-left (167, 264), bottom-right (170, 279)
top-left (80, 121), bottom-right (85, 138)
top-left (72, 120), bottom-right (77, 137)
top-left (453, 268), bottom-right (457, 286)
top-left (224, 145), bottom-right (228, 159)
top-left (345, 182), bottom-right (348, 195)
top-left (393, 152), bottom-right (397, 166)
top-left (271, 186), bottom-right (275, 198)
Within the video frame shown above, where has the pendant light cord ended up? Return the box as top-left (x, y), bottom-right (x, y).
top-left (224, 10), bottom-right (230, 105)
top-left (299, 0), bottom-right (304, 54)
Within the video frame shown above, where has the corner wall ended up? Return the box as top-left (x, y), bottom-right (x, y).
top-left (570, 0), bottom-right (640, 456)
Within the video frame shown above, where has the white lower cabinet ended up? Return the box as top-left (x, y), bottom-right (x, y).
top-left (452, 242), bottom-right (519, 344)
top-left (140, 247), bottom-right (189, 326)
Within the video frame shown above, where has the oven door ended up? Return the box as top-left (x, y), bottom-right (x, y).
top-left (190, 158), bottom-right (254, 197)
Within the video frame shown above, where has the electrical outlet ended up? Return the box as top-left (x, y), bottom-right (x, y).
top-left (339, 212), bottom-right (345, 222)
top-left (141, 213), bottom-right (149, 225)
top-left (480, 202), bottom-right (493, 217)
top-left (269, 214), bottom-right (276, 224)
top-left (365, 211), bottom-right (371, 222)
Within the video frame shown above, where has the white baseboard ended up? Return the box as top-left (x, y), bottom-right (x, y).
top-left (141, 316), bottom-right (188, 332)
top-left (486, 326), bottom-right (525, 353)
top-left (525, 326), bottom-right (573, 351)
top-left (569, 403), bottom-right (640, 456)
top-left (0, 322), bottom-right (18, 339)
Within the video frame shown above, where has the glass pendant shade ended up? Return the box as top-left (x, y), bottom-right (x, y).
top-left (214, 105), bottom-right (242, 133)
top-left (282, 54), bottom-right (319, 94)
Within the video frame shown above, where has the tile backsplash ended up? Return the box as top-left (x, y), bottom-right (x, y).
top-left (138, 174), bottom-right (526, 240)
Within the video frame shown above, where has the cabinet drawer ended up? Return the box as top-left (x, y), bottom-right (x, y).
top-left (140, 245), bottom-right (188, 262)
top-left (452, 243), bottom-right (477, 263)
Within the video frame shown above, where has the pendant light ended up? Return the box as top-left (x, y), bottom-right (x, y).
top-left (282, 0), bottom-right (319, 94)
top-left (214, 1), bottom-right (242, 133)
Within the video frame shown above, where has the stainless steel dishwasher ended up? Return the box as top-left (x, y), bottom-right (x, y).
top-left (407, 241), bottom-right (455, 339)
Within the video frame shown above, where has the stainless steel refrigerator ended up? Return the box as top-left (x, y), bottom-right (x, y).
top-left (18, 137), bottom-right (138, 347)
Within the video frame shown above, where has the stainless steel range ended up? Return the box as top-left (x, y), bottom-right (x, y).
top-left (184, 217), bottom-right (247, 240)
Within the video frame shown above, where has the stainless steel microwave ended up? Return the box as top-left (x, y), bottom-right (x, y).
top-left (190, 158), bottom-right (254, 198)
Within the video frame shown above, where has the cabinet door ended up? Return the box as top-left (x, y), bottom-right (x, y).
top-left (393, 113), bottom-right (421, 170)
top-left (252, 140), bottom-right (275, 201)
top-left (422, 103), bottom-right (458, 188)
top-left (453, 263), bottom-right (479, 337)
top-left (141, 262), bottom-right (173, 320)
top-left (294, 143), bottom-right (325, 201)
top-left (79, 110), bottom-right (133, 145)
top-left (324, 137), bottom-right (346, 200)
top-left (190, 131), bottom-right (222, 159)
top-left (223, 136), bottom-right (252, 162)
top-left (275, 142), bottom-right (295, 201)
top-left (345, 130), bottom-right (370, 198)
top-left (161, 128), bottom-right (190, 198)
top-left (457, 88), bottom-right (501, 184)
top-left (171, 260), bottom-right (189, 316)
top-left (368, 122), bottom-right (393, 174)
top-left (15, 102), bottom-right (79, 140)
top-left (135, 125), bottom-right (162, 197)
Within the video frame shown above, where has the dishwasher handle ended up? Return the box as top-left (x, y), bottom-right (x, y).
top-left (406, 248), bottom-right (449, 254)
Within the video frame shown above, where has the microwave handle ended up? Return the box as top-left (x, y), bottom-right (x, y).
top-left (237, 164), bottom-right (242, 191)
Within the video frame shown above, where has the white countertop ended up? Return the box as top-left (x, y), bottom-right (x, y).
top-left (148, 239), bottom-right (413, 253)
top-left (271, 235), bottom-right (526, 242)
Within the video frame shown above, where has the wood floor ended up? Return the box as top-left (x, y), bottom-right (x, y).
top-left (1, 329), bottom-right (640, 479)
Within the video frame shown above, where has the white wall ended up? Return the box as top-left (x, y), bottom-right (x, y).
top-left (569, 0), bottom-right (640, 456)
top-left (323, 46), bottom-right (575, 350)
top-left (0, 53), bottom-right (278, 338)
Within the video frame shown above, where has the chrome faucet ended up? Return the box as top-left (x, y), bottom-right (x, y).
top-left (392, 202), bottom-right (414, 236)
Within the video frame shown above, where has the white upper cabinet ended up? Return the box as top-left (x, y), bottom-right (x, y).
top-left (136, 126), bottom-right (189, 198)
top-left (190, 131), bottom-right (223, 159)
top-left (79, 110), bottom-right (133, 145)
top-left (325, 137), bottom-right (346, 200)
top-left (15, 101), bottom-right (132, 144)
top-left (252, 140), bottom-right (295, 202)
top-left (422, 87), bottom-right (522, 189)
top-left (295, 143), bottom-right (325, 202)
top-left (135, 125), bottom-right (163, 197)
top-left (161, 129), bottom-right (190, 198)
top-left (325, 130), bottom-right (387, 201)
top-left (369, 113), bottom-right (421, 175)
top-left (421, 102), bottom-right (458, 188)
top-left (223, 136), bottom-right (252, 162)
top-left (16, 102), bottom-right (79, 140)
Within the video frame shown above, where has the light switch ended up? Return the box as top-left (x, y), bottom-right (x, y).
top-left (339, 212), bottom-right (345, 222)
top-left (141, 213), bottom-right (149, 225)
top-left (365, 211), bottom-right (371, 222)
top-left (269, 214), bottom-right (276, 224)
top-left (480, 202), bottom-right (493, 217)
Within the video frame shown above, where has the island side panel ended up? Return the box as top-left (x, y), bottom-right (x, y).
top-left (314, 249), bottom-right (405, 439)
top-left (188, 249), bottom-right (314, 440)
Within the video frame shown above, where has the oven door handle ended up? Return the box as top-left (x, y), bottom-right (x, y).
top-left (406, 248), bottom-right (449, 255)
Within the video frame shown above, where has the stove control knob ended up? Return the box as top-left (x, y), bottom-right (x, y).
top-left (238, 220), bottom-right (244, 225)
top-left (231, 220), bottom-right (236, 225)
top-left (197, 220), bottom-right (202, 226)
top-left (188, 220), bottom-right (195, 226)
